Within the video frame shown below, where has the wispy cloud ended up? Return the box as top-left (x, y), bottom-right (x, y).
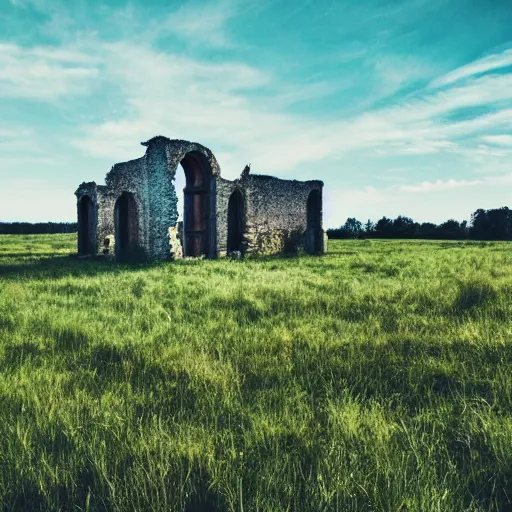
top-left (0, 43), bottom-right (99, 100)
top-left (2, 29), bottom-right (508, 181)
top-left (397, 174), bottom-right (512, 193)
top-left (62, 38), bottom-right (512, 181)
top-left (326, 173), bottom-right (512, 225)
top-left (481, 134), bottom-right (512, 146)
top-left (157, 1), bottom-right (237, 48)
top-left (2, 0), bottom-right (512, 224)
top-left (398, 178), bottom-right (483, 192)
top-left (0, 126), bottom-right (33, 138)
top-left (431, 48), bottom-right (512, 88)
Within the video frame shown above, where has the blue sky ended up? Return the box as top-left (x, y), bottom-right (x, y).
top-left (1, 0), bottom-right (512, 227)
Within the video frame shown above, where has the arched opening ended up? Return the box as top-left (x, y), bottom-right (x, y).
top-left (78, 195), bottom-right (94, 255)
top-left (227, 189), bottom-right (245, 254)
top-left (114, 192), bottom-right (139, 257)
top-left (307, 189), bottom-right (322, 254)
top-left (179, 152), bottom-right (210, 257)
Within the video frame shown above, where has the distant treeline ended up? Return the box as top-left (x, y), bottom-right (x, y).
top-left (0, 222), bottom-right (77, 235)
top-left (327, 207), bottom-right (512, 241)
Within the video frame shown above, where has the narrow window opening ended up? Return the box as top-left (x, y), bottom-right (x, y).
top-left (78, 195), bottom-right (94, 255)
top-left (227, 189), bottom-right (245, 254)
top-left (307, 190), bottom-right (322, 254)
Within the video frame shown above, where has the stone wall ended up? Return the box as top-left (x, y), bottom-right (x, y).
top-left (243, 175), bottom-right (323, 255)
top-left (75, 136), bottom-right (324, 261)
top-left (214, 172), bottom-right (323, 257)
top-left (141, 136), bottom-right (220, 260)
top-left (104, 157), bottom-right (148, 258)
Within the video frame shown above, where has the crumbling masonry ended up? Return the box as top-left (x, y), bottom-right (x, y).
top-left (75, 136), bottom-right (326, 261)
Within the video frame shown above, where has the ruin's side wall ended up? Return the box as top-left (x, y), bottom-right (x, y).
top-left (104, 157), bottom-right (149, 257)
top-left (244, 176), bottom-right (323, 256)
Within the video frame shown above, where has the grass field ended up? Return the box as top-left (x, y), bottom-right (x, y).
top-left (1, 234), bottom-right (512, 511)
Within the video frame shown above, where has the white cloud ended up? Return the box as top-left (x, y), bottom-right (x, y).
top-left (70, 41), bottom-right (321, 174)
top-left (0, 43), bottom-right (99, 100)
top-left (431, 48), bottom-right (512, 88)
top-left (380, 73), bottom-right (512, 127)
top-left (397, 173), bottom-right (512, 193)
top-left (0, 126), bottom-right (33, 139)
top-left (63, 39), bottom-right (512, 185)
top-left (441, 108), bottom-right (512, 138)
top-left (481, 134), bottom-right (512, 146)
top-left (397, 178), bottom-right (482, 192)
top-left (326, 173), bottom-right (512, 226)
top-left (372, 54), bottom-right (438, 97)
top-left (157, 1), bottom-right (236, 48)
top-left (2, 9), bottom-right (512, 225)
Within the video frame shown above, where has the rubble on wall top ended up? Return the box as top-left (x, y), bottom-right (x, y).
top-left (249, 174), bottom-right (324, 186)
top-left (141, 136), bottom-right (200, 147)
top-left (74, 181), bottom-right (97, 195)
top-left (141, 135), bottom-right (171, 147)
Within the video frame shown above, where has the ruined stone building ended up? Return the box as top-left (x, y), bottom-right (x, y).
top-left (75, 136), bottom-right (326, 261)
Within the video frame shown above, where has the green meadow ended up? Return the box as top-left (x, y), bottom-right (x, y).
top-left (1, 234), bottom-right (512, 511)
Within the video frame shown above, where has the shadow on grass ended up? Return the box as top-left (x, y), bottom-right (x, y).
top-left (0, 255), bottom-right (160, 281)
top-left (0, 250), bottom-right (329, 281)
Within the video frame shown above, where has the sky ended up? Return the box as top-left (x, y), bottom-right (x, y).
top-left (1, 0), bottom-right (512, 227)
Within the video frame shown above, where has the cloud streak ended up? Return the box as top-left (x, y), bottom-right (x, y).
top-left (67, 40), bottom-right (512, 174)
top-left (159, 0), bottom-right (237, 48)
top-left (481, 134), bottom-right (512, 146)
top-left (2, 1), bottom-right (512, 225)
top-left (0, 43), bottom-right (99, 100)
top-left (398, 178), bottom-right (483, 192)
top-left (431, 48), bottom-right (512, 88)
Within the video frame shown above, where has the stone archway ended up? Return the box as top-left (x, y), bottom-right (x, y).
top-left (114, 192), bottom-right (139, 258)
top-left (227, 189), bottom-right (245, 254)
top-left (140, 136), bottom-right (222, 260)
top-left (78, 195), bottom-right (95, 255)
top-left (307, 189), bottom-right (322, 254)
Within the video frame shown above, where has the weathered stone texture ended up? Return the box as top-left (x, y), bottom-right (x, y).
top-left (75, 136), bottom-right (324, 261)
top-left (142, 137), bottom-right (220, 260)
top-left (168, 224), bottom-right (183, 260)
top-left (242, 175), bottom-right (323, 255)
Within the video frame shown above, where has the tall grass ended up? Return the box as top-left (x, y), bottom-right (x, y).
top-left (1, 235), bottom-right (512, 511)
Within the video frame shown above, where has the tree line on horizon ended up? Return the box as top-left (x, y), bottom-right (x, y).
top-left (1, 206), bottom-right (511, 241)
top-left (327, 207), bottom-right (512, 241)
top-left (0, 222), bottom-right (77, 235)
